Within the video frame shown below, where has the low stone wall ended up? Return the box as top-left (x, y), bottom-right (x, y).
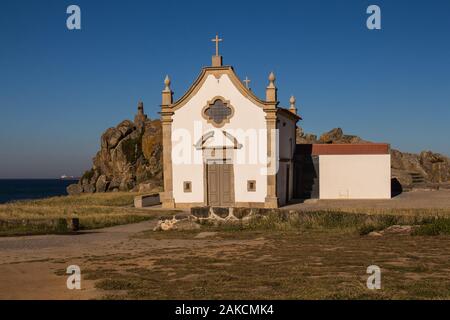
top-left (191, 206), bottom-right (282, 221)
top-left (153, 207), bottom-right (285, 231)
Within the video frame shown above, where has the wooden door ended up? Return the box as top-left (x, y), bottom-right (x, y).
top-left (207, 163), bottom-right (234, 206)
top-left (221, 164), bottom-right (234, 206)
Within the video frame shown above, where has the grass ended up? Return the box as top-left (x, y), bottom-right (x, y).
top-left (412, 218), bottom-right (450, 236)
top-left (195, 210), bottom-right (448, 236)
top-left (292, 207), bottom-right (450, 217)
top-left (76, 212), bottom-right (450, 300)
top-left (84, 225), bottom-right (450, 300)
top-left (0, 192), bottom-right (168, 236)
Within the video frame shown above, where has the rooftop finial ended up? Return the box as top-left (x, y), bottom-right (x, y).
top-left (164, 75), bottom-right (171, 91)
top-left (289, 95), bottom-right (297, 114)
top-left (268, 72), bottom-right (276, 85)
top-left (266, 72), bottom-right (277, 102)
top-left (162, 75), bottom-right (173, 105)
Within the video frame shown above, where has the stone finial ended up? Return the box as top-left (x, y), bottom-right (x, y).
top-left (164, 75), bottom-right (171, 91)
top-left (138, 101), bottom-right (144, 111)
top-left (289, 95), bottom-right (297, 114)
top-left (162, 75), bottom-right (173, 105)
top-left (266, 72), bottom-right (277, 102)
top-left (268, 72), bottom-right (275, 84)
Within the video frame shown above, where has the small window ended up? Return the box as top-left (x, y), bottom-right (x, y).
top-left (247, 180), bottom-right (256, 192)
top-left (183, 181), bottom-right (192, 193)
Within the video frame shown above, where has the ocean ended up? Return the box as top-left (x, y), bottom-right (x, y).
top-left (0, 179), bottom-right (79, 204)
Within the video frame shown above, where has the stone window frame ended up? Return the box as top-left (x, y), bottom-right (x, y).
top-left (247, 180), bottom-right (256, 192)
top-left (183, 181), bottom-right (192, 193)
top-left (201, 96), bottom-right (235, 128)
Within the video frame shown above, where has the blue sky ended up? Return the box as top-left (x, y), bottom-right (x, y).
top-left (0, 0), bottom-right (449, 178)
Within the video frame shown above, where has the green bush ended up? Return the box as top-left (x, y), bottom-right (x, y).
top-left (413, 218), bottom-right (450, 236)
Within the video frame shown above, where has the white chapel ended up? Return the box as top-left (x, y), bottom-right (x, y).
top-left (159, 36), bottom-right (391, 209)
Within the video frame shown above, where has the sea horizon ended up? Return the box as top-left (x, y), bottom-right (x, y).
top-left (0, 179), bottom-right (79, 204)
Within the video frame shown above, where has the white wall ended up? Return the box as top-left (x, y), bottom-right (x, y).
top-left (319, 154), bottom-right (391, 199)
top-left (171, 73), bottom-right (268, 204)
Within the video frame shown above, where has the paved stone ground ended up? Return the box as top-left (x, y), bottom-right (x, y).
top-left (284, 190), bottom-right (450, 210)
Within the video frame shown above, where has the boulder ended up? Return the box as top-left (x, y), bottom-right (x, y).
top-left (95, 175), bottom-right (109, 193)
top-left (83, 184), bottom-right (95, 193)
top-left (319, 128), bottom-right (343, 144)
top-left (66, 184), bottom-right (83, 195)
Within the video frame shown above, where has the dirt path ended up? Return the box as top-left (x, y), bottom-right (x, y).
top-left (0, 220), bottom-right (265, 299)
top-left (0, 221), bottom-right (157, 299)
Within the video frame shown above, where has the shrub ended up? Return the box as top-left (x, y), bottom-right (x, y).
top-left (412, 218), bottom-right (450, 236)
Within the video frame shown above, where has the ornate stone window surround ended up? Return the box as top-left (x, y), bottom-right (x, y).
top-left (201, 96), bottom-right (235, 128)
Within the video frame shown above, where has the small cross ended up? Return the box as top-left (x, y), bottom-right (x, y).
top-left (243, 76), bottom-right (251, 89)
top-left (211, 34), bottom-right (223, 56)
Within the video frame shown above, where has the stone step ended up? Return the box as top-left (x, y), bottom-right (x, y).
top-left (409, 172), bottom-right (425, 183)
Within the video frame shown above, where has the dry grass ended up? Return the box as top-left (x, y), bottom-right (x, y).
top-left (0, 192), bottom-right (164, 236)
top-left (295, 207), bottom-right (450, 217)
top-left (84, 227), bottom-right (450, 300)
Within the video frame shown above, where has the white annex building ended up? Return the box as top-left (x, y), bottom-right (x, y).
top-left (160, 36), bottom-right (391, 209)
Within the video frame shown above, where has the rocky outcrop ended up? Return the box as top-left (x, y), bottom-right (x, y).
top-left (296, 127), bottom-right (366, 144)
top-left (297, 127), bottom-right (450, 189)
top-left (390, 149), bottom-right (449, 187)
top-left (67, 103), bottom-right (163, 195)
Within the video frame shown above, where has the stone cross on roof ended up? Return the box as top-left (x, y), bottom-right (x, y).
top-left (211, 34), bottom-right (223, 56)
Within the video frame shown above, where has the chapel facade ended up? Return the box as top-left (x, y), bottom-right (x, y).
top-left (159, 36), bottom-right (391, 209)
top-left (160, 36), bottom-right (300, 209)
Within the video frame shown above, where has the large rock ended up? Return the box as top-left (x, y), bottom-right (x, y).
top-left (319, 128), bottom-right (343, 143)
top-left (66, 184), bottom-right (83, 195)
top-left (95, 175), bottom-right (109, 193)
top-left (72, 103), bottom-right (163, 194)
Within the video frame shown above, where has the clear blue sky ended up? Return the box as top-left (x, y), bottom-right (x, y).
top-left (0, 0), bottom-right (449, 178)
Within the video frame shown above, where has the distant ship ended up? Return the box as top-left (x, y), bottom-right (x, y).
top-left (60, 174), bottom-right (78, 180)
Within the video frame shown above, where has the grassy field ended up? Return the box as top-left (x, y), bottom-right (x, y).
top-left (0, 192), bottom-right (168, 236)
top-left (73, 215), bottom-right (450, 300)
